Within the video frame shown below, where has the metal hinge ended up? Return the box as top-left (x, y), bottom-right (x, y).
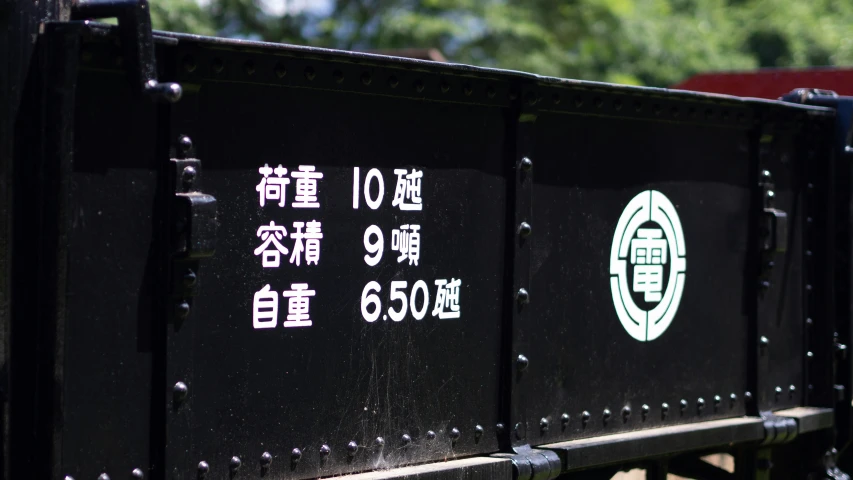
top-left (493, 446), bottom-right (562, 480)
top-left (171, 139), bottom-right (217, 324)
top-left (759, 412), bottom-right (798, 446)
top-left (70, 0), bottom-right (181, 102)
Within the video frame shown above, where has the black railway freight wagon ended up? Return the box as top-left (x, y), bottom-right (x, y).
top-left (3, 1), bottom-right (853, 480)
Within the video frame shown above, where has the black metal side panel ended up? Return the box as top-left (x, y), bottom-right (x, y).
top-left (58, 46), bottom-right (164, 479)
top-left (512, 89), bottom-right (754, 447)
top-left (754, 107), bottom-right (809, 412)
top-left (164, 43), bottom-right (510, 479)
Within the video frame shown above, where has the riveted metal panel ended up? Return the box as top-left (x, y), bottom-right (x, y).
top-left (512, 86), bottom-right (757, 447)
top-left (161, 39), bottom-right (509, 479)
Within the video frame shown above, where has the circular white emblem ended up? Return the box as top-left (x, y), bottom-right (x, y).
top-left (610, 190), bottom-right (686, 341)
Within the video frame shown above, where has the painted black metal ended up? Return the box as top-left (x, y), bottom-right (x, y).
top-left (9, 10), bottom-right (853, 480)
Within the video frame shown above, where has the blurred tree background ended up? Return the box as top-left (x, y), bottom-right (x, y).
top-left (150, 0), bottom-right (853, 87)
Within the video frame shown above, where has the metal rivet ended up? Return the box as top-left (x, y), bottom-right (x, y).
top-left (212, 58), bottom-right (224, 73)
top-left (464, 84), bottom-right (473, 96)
top-left (603, 409), bottom-right (611, 422)
top-left (581, 411), bottom-right (590, 423)
top-left (244, 61), bottom-right (255, 75)
top-left (361, 72), bottom-right (372, 86)
top-left (304, 67), bottom-right (316, 80)
top-left (495, 423), bottom-right (505, 435)
top-left (274, 62), bottom-right (287, 78)
top-left (333, 70), bottom-right (344, 83)
top-left (374, 437), bottom-right (385, 447)
top-left (518, 222), bottom-right (532, 238)
top-left (744, 391), bottom-right (753, 402)
top-left (178, 135), bottom-right (193, 153)
top-left (131, 468), bottom-right (144, 479)
top-left (183, 55), bottom-right (196, 72)
top-left (440, 82), bottom-right (450, 93)
top-left (401, 434), bottom-right (412, 445)
top-left (426, 430), bottom-right (436, 440)
top-left (291, 448), bottom-right (302, 462)
top-left (520, 157), bottom-right (533, 171)
top-left (775, 386), bottom-right (783, 397)
top-left (182, 166), bottom-right (197, 185)
top-left (183, 270), bottom-right (197, 287)
top-left (486, 86), bottom-right (496, 98)
top-left (450, 427), bottom-right (461, 440)
top-left (516, 288), bottom-right (530, 304)
top-left (561, 413), bottom-right (570, 425)
top-left (260, 451), bottom-right (272, 466)
top-left (474, 425), bottom-right (484, 437)
top-left (230, 456), bottom-right (241, 470)
top-left (516, 354), bottom-right (529, 371)
top-left (98, 474), bottom-right (110, 480)
top-left (680, 399), bottom-right (688, 411)
top-left (807, 351), bottom-right (814, 359)
top-left (387, 76), bottom-right (399, 88)
top-left (760, 336), bottom-right (769, 349)
top-left (661, 402), bottom-right (669, 418)
top-left (514, 423), bottom-right (523, 439)
top-left (64, 477), bottom-right (75, 480)
top-left (730, 393), bottom-right (738, 405)
top-left (414, 80), bottom-right (425, 93)
top-left (197, 461), bottom-right (209, 475)
top-left (173, 381), bottom-right (188, 401)
top-left (540, 417), bottom-right (549, 431)
top-left (806, 318), bottom-right (814, 326)
top-left (347, 441), bottom-right (358, 456)
top-left (697, 398), bottom-right (705, 412)
top-left (175, 301), bottom-right (190, 320)
top-left (789, 385), bottom-right (797, 395)
top-left (641, 404), bottom-right (650, 419)
top-left (713, 395), bottom-right (721, 408)
top-left (622, 406), bottom-right (631, 420)
top-left (320, 444), bottom-right (331, 456)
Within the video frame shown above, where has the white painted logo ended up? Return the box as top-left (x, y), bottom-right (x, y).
top-left (610, 190), bottom-right (686, 341)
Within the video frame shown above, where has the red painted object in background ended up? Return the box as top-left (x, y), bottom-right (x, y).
top-left (672, 68), bottom-right (853, 99)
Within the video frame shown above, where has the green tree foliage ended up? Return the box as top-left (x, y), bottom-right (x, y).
top-left (150, 0), bottom-right (853, 87)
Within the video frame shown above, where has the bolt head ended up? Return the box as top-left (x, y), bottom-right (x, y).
top-left (260, 451), bottom-right (272, 465)
top-left (182, 166), bottom-right (197, 185)
top-left (775, 386), bottom-right (783, 395)
top-left (98, 475), bottom-right (110, 480)
top-left (760, 336), bottom-right (770, 346)
top-left (183, 270), bottom-right (197, 287)
top-left (680, 399), bottom-right (688, 410)
top-left (401, 434), bottom-right (412, 445)
top-left (581, 411), bottom-right (591, 422)
top-left (730, 393), bottom-right (738, 403)
top-left (474, 424), bottom-right (484, 436)
top-left (539, 417), bottom-right (549, 431)
top-left (450, 427), bottom-right (461, 440)
top-left (516, 354), bottom-right (529, 371)
top-left (178, 135), bottom-right (193, 153)
top-left (744, 391), bottom-right (754, 402)
top-left (426, 430), bottom-right (436, 440)
top-left (514, 423), bottom-right (523, 440)
top-left (622, 406), bottom-right (631, 418)
top-left (347, 441), bottom-right (358, 455)
top-left (495, 423), bottom-right (505, 435)
top-left (197, 461), bottom-right (209, 474)
top-left (291, 448), bottom-right (302, 462)
top-left (520, 157), bottom-right (533, 171)
top-left (320, 444), bottom-right (331, 456)
top-left (173, 381), bottom-right (188, 399)
top-left (789, 384), bottom-right (797, 393)
top-left (518, 222), bottom-right (532, 238)
top-left (175, 301), bottom-right (190, 320)
top-left (516, 288), bottom-right (530, 304)
top-left (131, 468), bottom-right (144, 479)
top-left (229, 456), bottom-right (241, 470)
top-left (561, 413), bottom-right (570, 424)
top-left (697, 397), bottom-right (706, 411)
top-left (602, 408), bottom-right (611, 420)
top-left (374, 437), bottom-right (385, 447)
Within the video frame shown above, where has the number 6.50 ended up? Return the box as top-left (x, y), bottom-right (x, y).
top-left (361, 280), bottom-right (430, 322)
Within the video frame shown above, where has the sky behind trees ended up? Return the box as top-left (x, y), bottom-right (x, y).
top-left (151, 0), bottom-right (853, 87)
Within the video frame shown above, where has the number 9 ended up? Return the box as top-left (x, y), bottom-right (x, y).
top-left (363, 225), bottom-right (383, 266)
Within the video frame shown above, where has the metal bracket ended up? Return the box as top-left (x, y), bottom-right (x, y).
top-left (171, 157), bottom-right (216, 322)
top-left (70, 0), bottom-right (181, 102)
top-left (493, 446), bottom-right (562, 480)
top-left (758, 169), bottom-right (787, 254)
